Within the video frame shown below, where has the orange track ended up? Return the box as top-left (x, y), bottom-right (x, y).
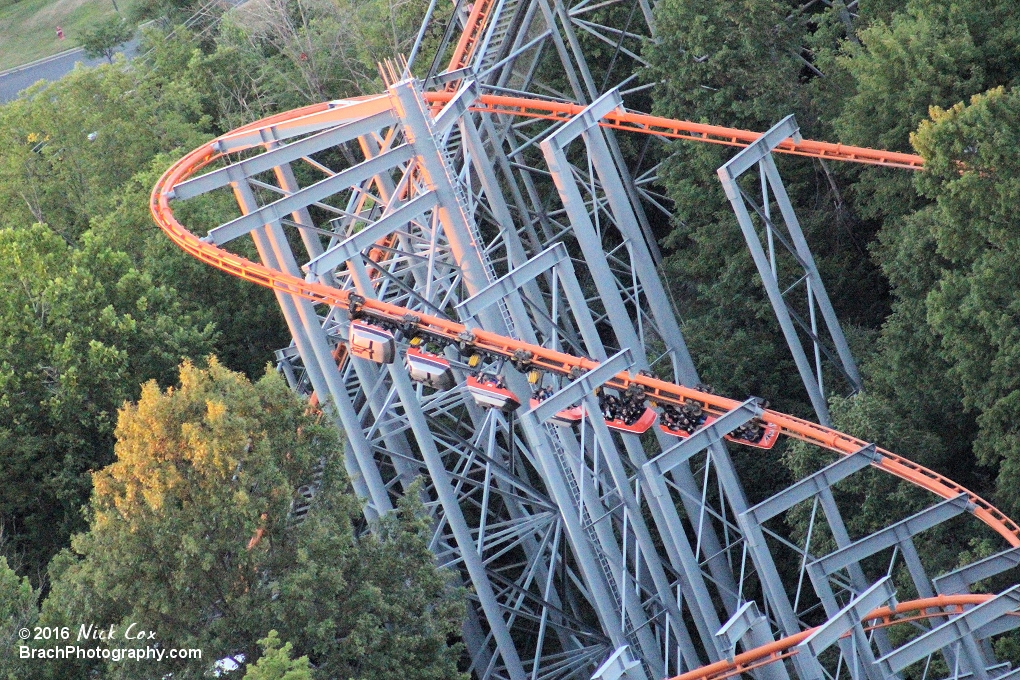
top-left (150, 94), bottom-right (1017, 551)
top-left (673, 594), bottom-right (1010, 680)
top-left (446, 0), bottom-right (498, 81)
top-left (422, 92), bottom-right (924, 170)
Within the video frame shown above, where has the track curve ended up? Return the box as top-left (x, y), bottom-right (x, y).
top-left (674, 594), bottom-right (1012, 680)
top-left (151, 91), bottom-right (1017, 557)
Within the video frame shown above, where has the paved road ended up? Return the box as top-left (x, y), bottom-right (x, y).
top-left (0, 37), bottom-right (141, 103)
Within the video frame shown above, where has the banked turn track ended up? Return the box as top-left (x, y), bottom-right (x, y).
top-left (151, 18), bottom-right (1019, 680)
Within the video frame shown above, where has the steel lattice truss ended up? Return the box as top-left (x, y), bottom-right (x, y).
top-left (151, 2), bottom-right (1020, 680)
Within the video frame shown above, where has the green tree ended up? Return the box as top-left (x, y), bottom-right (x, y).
top-left (89, 159), bottom-right (290, 378)
top-left (244, 631), bottom-right (313, 680)
top-left (0, 224), bottom-right (216, 580)
top-left (40, 360), bottom-right (466, 680)
top-left (910, 87), bottom-right (1020, 518)
top-left (820, 0), bottom-right (1020, 224)
top-left (0, 556), bottom-right (38, 680)
top-left (643, 0), bottom-right (814, 134)
top-left (212, 0), bottom-right (443, 110)
top-left (0, 58), bottom-right (208, 240)
top-left (79, 17), bottom-right (135, 64)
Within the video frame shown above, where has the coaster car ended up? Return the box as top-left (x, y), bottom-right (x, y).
top-left (659, 415), bottom-right (718, 438)
top-left (405, 347), bottom-right (455, 390)
top-left (598, 393), bottom-right (656, 434)
top-left (529, 390), bottom-right (586, 427)
top-left (348, 320), bottom-right (395, 364)
top-left (659, 403), bottom-right (716, 438)
top-left (605, 407), bottom-right (657, 435)
top-left (724, 420), bottom-right (780, 450)
top-left (466, 374), bottom-right (521, 413)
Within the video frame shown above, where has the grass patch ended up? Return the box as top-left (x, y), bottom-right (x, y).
top-left (0, 0), bottom-right (141, 71)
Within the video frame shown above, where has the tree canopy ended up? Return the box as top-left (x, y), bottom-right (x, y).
top-left (0, 224), bottom-right (216, 578)
top-left (36, 360), bottom-right (466, 679)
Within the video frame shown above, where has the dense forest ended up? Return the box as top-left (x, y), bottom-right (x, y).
top-left (1, 0), bottom-right (1020, 676)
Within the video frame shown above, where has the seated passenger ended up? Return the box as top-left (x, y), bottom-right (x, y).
top-left (731, 420), bottom-right (763, 443)
top-left (601, 395), bottom-right (620, 421)
top-left (682, 402), bottom-right (706, 429)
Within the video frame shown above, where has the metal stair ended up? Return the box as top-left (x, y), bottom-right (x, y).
top-left (425, 92), bottom-right (519, 341)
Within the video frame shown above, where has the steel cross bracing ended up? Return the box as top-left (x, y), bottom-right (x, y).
top-left (154, 76), bottom-right (1020, 680)
top-left (717, 115), bottom-right (863, 426)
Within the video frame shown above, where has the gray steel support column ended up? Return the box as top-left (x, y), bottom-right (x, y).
top-left (407, 81), bottom-right (644, 670)
top-left (267, 144), bottom-right (436, 510)
top-left (398, 87), bottom-right (632, 666)
top-left (640, 404), bottom-right (757, 661)
top-left (525, 239), bottom-right (728, 666)
top-left (343, 249), bottom-right (529, 679)
top-left (542, 113), bottom-right (741, 628)
top-left (384, 361), bottom-right (529, 680)
top-left (266, 143), bottom-right (434, 503)
top-left (579, 400), bottom-right (667, 674)
top-left (391, 80), bottom-right (534, 345)
top-left (716, 602), bottom-right (790, 680)
top-left (935, 548), bottom-right (1020, 596)
top-left (455, 91), bottom-right (547, 311)
top-left (808, 495), bottom-right (975, 678)
top-left (256, 160), bottom-right (540, 680)
top-left (230, 180), bottom-right (392, 520)
top-left (527, 354), bottom-right (679, 671)
top-left (794, 578), bottom-right (895, 680)
top-left (808, 495), bottom-right (972, 583)
top-left (759, 153), bottom-right (862, 391)
top-left (263, 152), bottom-right (505, 680)
top-left (267, 153), bottom-right (326, 261)
top-left (738, 444), bottom-right (894, 656)
top-left (642, 399), bottom-right (826, 680)
top-left (517, 411), bottom-right (638, 663)
top-left (396, 79), bottom-right (643, 676)
top-left (717, 115), bottom-right (862, 424)
top-left (537, 0), bottom-right (660, 263)
top-left (332, 164), bottom-right (585, 666)
top-left (390, 82), bottom-right (496, 301)
top-left (718, 171), bottom-right (828, 423)
top-left (557, 89), bottom-right (695, 382)
top-left (332, 200), bottom-right (579, 664)
top-left (555, 343), bottom-right (706, 669)
top-left (524, 353), bottom-right (697, 673)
